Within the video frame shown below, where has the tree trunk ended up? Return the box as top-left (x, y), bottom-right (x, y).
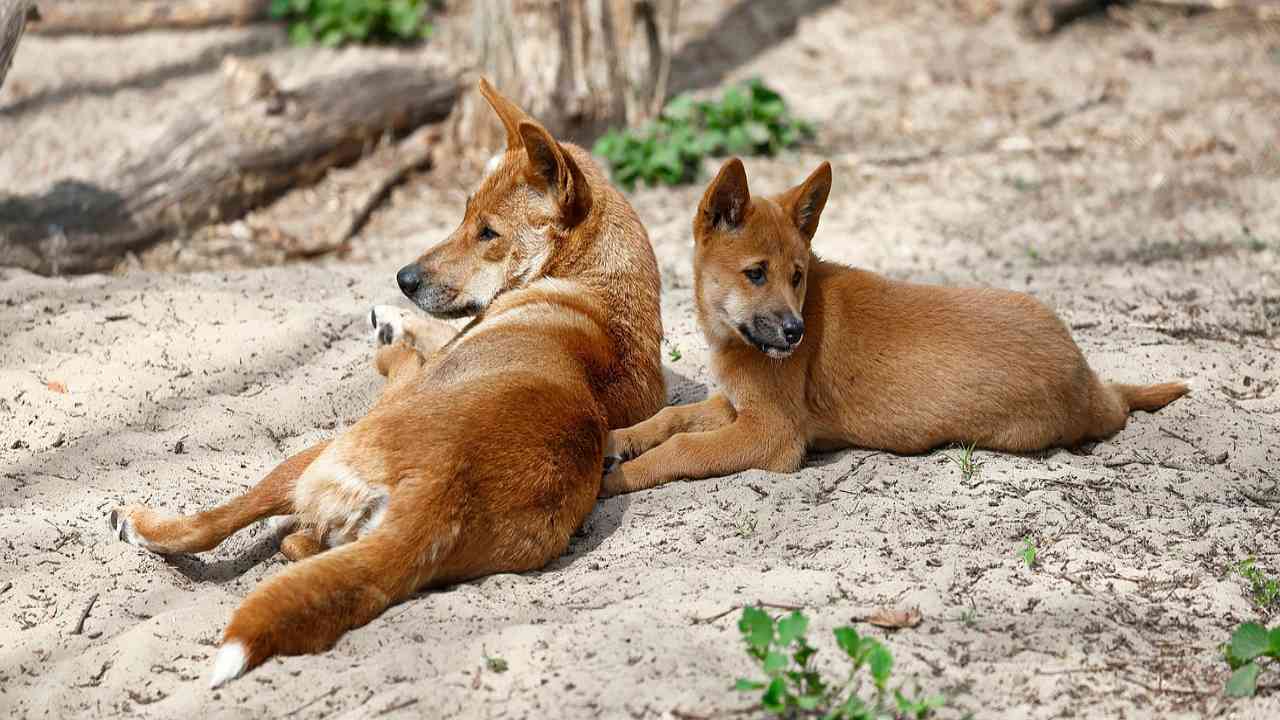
top-left (0, 65), bottom-right (459, 275)
top-left (1, 0), bottom-right (38, 92)
top-left (444, 0), bottom-right (682, 157)
top-left (28, 0), bottom-right (271, 35)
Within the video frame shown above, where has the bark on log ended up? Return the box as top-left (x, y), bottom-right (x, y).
top-left (0, 66), bottom-right (460, 275)
top-left (1, 0), bottom-right (38, 92)
top-left (29, 0), bottom-right (271, 35)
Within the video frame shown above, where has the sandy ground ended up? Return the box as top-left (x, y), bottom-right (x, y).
top-left (3, 1), bottom-right (1280, 718)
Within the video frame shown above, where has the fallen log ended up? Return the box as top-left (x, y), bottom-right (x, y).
top-left (1, 0), bottom-right (38, 92)
top-left (0, 66), bottom-right (460, 275)
top-left (28, 0), bottom-right (271, 35)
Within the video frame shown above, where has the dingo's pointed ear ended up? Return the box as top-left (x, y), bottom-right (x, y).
top-left (518, 121), bottom-right (592, 225)
top-left (698, 158), bottom-right (751, 236)
top-left (779, 161), bottom-right (831, 242)
top-left (478, 77), bottom-right (531, 150)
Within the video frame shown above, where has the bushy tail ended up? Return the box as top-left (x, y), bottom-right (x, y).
top-left (208, 522), bottom-right (451, 688)
top-left (1112, 381), bottom-right (1190, 413)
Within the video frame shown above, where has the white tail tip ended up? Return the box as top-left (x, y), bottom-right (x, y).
top-left (209, 641), bottom-right (248, 689)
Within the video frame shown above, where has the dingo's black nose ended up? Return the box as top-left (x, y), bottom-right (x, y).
top-left (397, 264), bottom-right (422, 296)
top-left (782, 315), bottom-right (805, 345)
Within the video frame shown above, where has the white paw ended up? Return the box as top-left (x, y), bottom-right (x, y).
top-left (370, 305), bottom-right (406, 346)
top-left (266, 514), bottom-right (298, 538)
top-left (108, 506), bottom-right (163, 553)
top-left (209, 641), bottom-right (248, 689)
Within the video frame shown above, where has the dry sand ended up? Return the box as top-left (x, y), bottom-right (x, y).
top-left (3, 2), bottom-right (1280, 718)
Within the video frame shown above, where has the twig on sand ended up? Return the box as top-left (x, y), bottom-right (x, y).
top-left (671, 705), bottom-right (761, 720)
top-left (691, 601), bottom-right (805, 625)
top-left (374, 698), bottom-right (419, 716)
top-left (71, 593), bottom-right (99, 635)
top-left (284, 686), bottom-right (339, 716)
top-left (1238, 486), bottom-right (1280, 508)
top-left (1159, 427), bottom-right (1199, 447)
top-left (1119, 673), bottom-right (1211, 697)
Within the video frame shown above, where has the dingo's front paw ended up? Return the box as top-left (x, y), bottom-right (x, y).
top-left (370, 305), bottom-right (407, 346)
top-left (601, 430), bottom-right (641, 476)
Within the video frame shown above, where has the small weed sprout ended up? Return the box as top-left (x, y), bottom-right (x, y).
top-left (959, 608), bottom-right (977, 628)
top-left (1222, 622), bottom-right (1280, 697)
top-left (735, 607), bottom-right (944, 718)
top-left (734, 513), bottom-right (759, 539)
top-left (1020, 538), bottom-right (1037, 568)
top-left (483, 647), bottom-right (508, 674)
top-left (1235, 557), bottom-right (1280, 611)
top-left (943, 442), bottom-right (983, 483)
top-left (669, 346), bottom-right (683, 362)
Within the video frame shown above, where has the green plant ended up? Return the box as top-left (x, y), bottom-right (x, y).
top-left (483, 647), bottom-right (508, 673)
top-left (594, 79), bottom-right (813, 190)
top-left (1235, 557), bottom-right (1280, 611)
top-left (735, 607), bottom-right (943, 719)
top-left (270, 0), bottom-right (432, 47)
top-left (734, 512), bottom-right (759, 539)
top-left (942, 442), bottom-right (982, 483)
top-left (669, 345), bottom-right (683, 362)
top-left (1020, 538), bottom-right (1037, 568)
top-left (1223, 622), bottom-right (1280, 697)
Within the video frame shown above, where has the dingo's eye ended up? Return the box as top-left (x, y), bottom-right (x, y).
top-left (791, 269), bottom-right (803, 288)
top-left (478, 226), bottom-right (499, 241)
top-left (743, 266), bottom-right (766, 285)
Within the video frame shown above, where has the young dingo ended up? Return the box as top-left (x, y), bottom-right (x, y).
top-left (601, 158), bottom-right (1186, 495)
top-left (108, 79), bottom-right (666, 686)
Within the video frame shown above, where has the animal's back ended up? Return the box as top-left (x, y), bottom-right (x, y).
top-left (805, 259), bottom-right (1095, 452)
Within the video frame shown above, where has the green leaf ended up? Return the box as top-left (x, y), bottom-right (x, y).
top-left (763, 650), bottom-right (788, 675)
top-left (748, 78), bottom-right (782, 104)
top-left (288, 22), bottom-right (316, 45)
top-left (841, 693), bottom-right (868, 715)
top-left (761, 677), bottom-right (788, 713)
top-left (740, 607), bottom-right (775, 655)
top-left (793, 642), bottom-right (817, 669)
top-left (754, 99), bottom-right (786, 121)
top-left (1225, 662), bottom-right (1260, 698)
top-left (868, 643), bottom-right (893, 689)
top-left (744, 121), bottom-right (772, 147)
top-left (1229, 623), bottom-right (1272, 664)
top-left (1270, 627), bottom-right (1280, 654)
top-left (663, 95), bottom-right (698, 123)
top-left (834, 627), bottom-right (861, 658)
top-left (320, 27), bottom-right (346, 46)
top-left (725, 126), bottom-right (751, 155)
top-left (776, 611), bottom-right (809, 646)
top-left (796, 694), bottom-right (821, 710)
top-left (734, 678), bottom-right (766, 692)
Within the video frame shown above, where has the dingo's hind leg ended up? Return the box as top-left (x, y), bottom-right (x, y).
top-left (109, 441), bottom-right (329, 555)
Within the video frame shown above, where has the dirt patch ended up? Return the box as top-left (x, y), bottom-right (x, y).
top-left (2, 2), bottom-right (1279, 718)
